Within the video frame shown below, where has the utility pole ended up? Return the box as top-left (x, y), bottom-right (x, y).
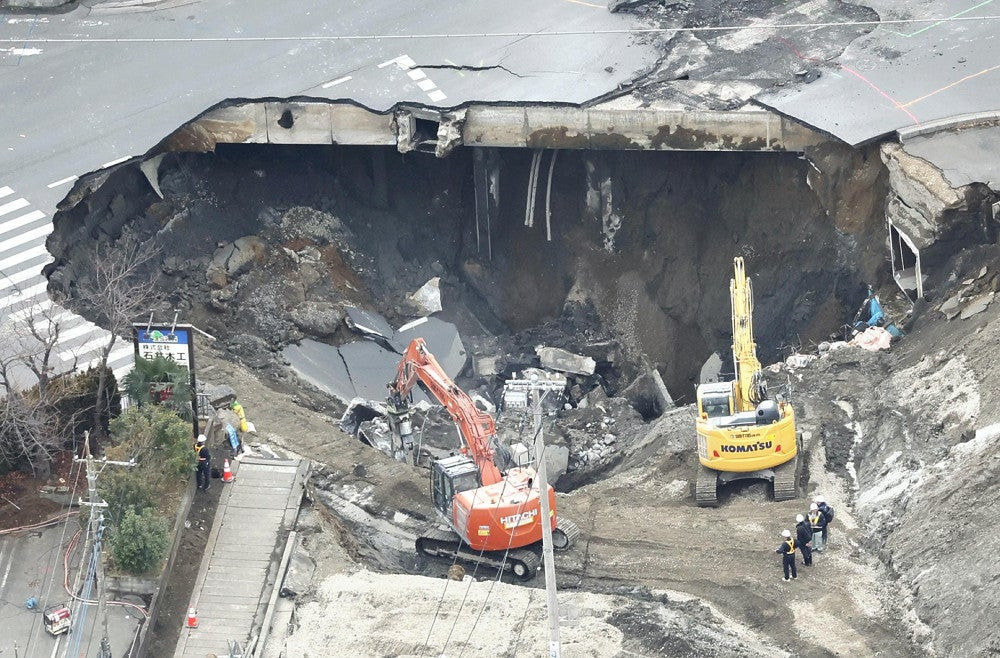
top-left (531, 382), bottom-right (561, 658)
top-left (72, 431), bottom-right (135, 658)
top-left (503, 372), bottom-right (567, 658)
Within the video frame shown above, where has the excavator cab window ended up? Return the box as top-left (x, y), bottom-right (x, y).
top-left (701, 396), bottom-right (732, 419)
top-left (432, 463), bottom-right (452, 515)
top-left (431, 456), bottom-right (481, 516)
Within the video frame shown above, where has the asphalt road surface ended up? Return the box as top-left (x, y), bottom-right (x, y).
top-left (0, 524), bottom-right (142, 658)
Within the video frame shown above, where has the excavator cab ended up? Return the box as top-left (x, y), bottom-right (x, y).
top-left (431, 455), bottom-right (481, 517)
top-left (697, 382), bottom-right (735, 419)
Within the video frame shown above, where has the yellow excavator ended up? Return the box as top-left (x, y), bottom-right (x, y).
top-left (695, 257), bottom-right (800, 507)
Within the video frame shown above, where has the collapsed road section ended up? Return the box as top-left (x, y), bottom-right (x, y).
top-left (40, 92), bottom-right (1000, 655)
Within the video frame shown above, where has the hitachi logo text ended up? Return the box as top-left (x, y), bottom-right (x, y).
top-left (500, 508), bottom-right (538, 528)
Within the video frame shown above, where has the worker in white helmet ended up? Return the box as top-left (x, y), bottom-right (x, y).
top-left (194, 434), bottom-right (211, 492)
top-left (808, 502), bottom-right (826, 552)
top-left (775, 529), bottom-right (798, 581)
top-left (795, 514), bottom-right (813, 566)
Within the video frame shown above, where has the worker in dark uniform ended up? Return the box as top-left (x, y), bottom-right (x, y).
top-left (795, 514), bottom-right (813, 566)
top-left (816, 496), bottom-right (834, 546)
top-left (775, 529), bottom-right (797, 581)
top-left (808, 503), bottom-right (826, 552)
top-left (195, 435), bottom-right (211, 491)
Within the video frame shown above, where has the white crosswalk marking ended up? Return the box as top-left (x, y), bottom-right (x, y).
top-left (0, 280), bottom-right (48, 309)
top-left (0, 268), bottom-right (48, 292)
top-left (0, 198), bottom-right (30, 217)
top-left (56, 319), bottom-right (99, 344)
top-left (0, 187), bottom-right (134, 387)
top-left (59, 335), bottom-right (108, 362)
top-left (0, 209), bottom-right (46, 235)
top-left (0, 223), bottom-right (52, 254)
top-left (0, 243), bottom-right (48, 272)
top-left (87, 344), bottom-right (134, 373)
top-left (8, 299), bottom-right (53, 323)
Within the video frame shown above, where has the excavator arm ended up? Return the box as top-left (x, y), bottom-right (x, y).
top-left (389, 338), bottom-right (504, 486)
top-left (730, 257), bottom-right (767, 411)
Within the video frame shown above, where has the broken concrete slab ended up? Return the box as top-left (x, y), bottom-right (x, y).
top-left (959, 292), bottom-right (993, 320)
top-left (407, 277), bottom-right (442, 316)
top-left (535, 346), bottom-right (596, 376)
top-left (283, 318), bottom-right (466, 404)
top-left (939, 292), bottom-right (963, 317)
top-left (280, 546), bottom-right (316, 598)
top-left (344, 307), bottom-right (397, 344)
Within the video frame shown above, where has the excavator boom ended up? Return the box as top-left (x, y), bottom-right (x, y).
top-left (390, 337), bottom-right (503, 485)
top-left (389, 337), bottom-right (579, 573)
top-left (730, 256), bottom-right (766, 411)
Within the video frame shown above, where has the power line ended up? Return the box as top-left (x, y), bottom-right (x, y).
top-left (23, 455), bottom-right (85, 655)
top-left (2, 14), bottom-right (999, 44)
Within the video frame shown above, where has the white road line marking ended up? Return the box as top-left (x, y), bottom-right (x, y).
top-left (0, 267), bottom-right (48, 291)
top-left (8, 299), bottom-right (53, 323)
top-left (49, 634), bottom-right (63, 658)
top-left (0, 209), bottom-right (46, 235)
top-left (0, 223), bottom-right (52, 254)
top-left (9, 302), bottom-right (74, 326)
top-left (396, 55), bottom-right (416, 69)
top-left (56, 320), bottom-right (99, 344)
top-left (0, 544), bottom-right (14, 593)
top-left (427, 90), bottom-right (448, 102)
top-left (100, 155), bottom-right (129, 168)
top-left (107, 344), bottom-right (134, 363)
top-left (60, 335), bottom-right (109, 362)
top-left (47, 175), bottom-right (77, 188)
top-left (321, 75), bottom-right (352, 88)
top-left (377, 56), bottom-right (402, 68)
top-left (0, 542), bottom-right (8, 596)
top-left (0, 186), bottom-right (13, 199)
top-left (417, 79), bottom-right (437, 91)
top-left (0, 243), bottom-right (48, 271)
top-left (0, 198), bottom-right (30, 217)
top-left (407, 69), bottom-right (427, 81)
top-left (0, 280), bottom-right (48, 309)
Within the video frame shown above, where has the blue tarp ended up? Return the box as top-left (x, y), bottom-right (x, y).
top-left (867, 296), bottom-right (884, 327)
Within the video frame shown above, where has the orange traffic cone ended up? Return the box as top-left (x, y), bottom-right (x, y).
top-left (185, 606), bottom-right (198, 628)
top-left (222, 459), bottom-right (234, 483)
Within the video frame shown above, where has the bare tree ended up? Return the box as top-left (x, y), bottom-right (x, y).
top-left (75, 235), bottom-right (161, 442)
top-left (0, 304), bottom-right (71, 476)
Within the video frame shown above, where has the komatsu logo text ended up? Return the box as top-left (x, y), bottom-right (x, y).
top-left (720, 441), bottom-right (772, 453)
top-left (500, 508), bottom-right (538, 528)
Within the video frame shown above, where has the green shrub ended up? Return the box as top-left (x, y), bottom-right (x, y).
top-left (110, 508), bottom-right (170, 575)
top-left (98, 469), bottom-right (159, 528)
top-left (108, 405), bottom-right (195, 479)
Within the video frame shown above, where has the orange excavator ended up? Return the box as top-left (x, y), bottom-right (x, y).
top-left (388, 337), bottom-right (579, 579)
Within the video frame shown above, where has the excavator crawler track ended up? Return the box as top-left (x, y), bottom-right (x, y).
top-left (695, 465), bottom-right (719, 507)
top-left (552, 518), bottom-right (580, 550)
top-left (508, 549), bottom-right (541, 580)
top-left (772, 454), bottom-right (799, 502)
top-left (416, 528), bottom-right (541, 580)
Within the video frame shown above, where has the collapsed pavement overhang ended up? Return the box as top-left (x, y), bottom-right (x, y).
top-left (155, 98), bottom-right (830, 156)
